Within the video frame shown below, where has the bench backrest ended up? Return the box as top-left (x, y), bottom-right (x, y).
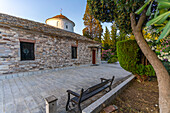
top-left (85, 80), bottom-right (110, 94)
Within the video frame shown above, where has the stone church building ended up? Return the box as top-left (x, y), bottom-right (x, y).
top-left (0, 13), bottom-right (101, 78)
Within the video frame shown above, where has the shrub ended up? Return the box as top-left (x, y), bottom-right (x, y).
top-left (111, 54), bottom-right (117, 58)
top-left (117, 40), bottom-right (140, 74)
top-left (108, 55), bottom-right (118, 63)
top-left (117, 40), bottom-right (156, 81)
top-left (101, 49), bottom-right (115, 60)
top-left (145, 65), bottom-right (156, 76)
top-left (136, 64), bottom-right (145, 76)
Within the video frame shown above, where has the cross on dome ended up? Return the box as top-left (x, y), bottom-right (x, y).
top-left (60, 8), bottom-right (63, 15)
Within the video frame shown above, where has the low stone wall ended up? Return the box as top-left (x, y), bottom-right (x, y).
top-left (0, 13), bottom-right (101, 75)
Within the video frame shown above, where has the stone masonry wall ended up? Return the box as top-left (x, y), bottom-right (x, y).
top-left (0, 13), bottom-right (100, 74)
top-left (0, 26), bottom-right (96, 74)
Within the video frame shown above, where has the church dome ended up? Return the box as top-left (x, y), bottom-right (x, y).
top-left (45, 14), bottom-right (75, 32)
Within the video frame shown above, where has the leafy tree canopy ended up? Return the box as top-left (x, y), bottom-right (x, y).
top-left (135, 0), bottom-right (170, 42)
top-left (87, 0), bottom-right (116, 22)
top-left (87, 0), bottom-right (144, 34)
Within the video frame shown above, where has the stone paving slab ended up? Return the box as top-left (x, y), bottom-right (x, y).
top-left (0, 63), bottom-right (131, 113)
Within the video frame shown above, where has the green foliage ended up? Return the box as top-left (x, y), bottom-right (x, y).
top-left (145, 65), bottom-right (156, 76)
top-left (135, 0), bottom-right (170, 42)
top-left (94, 20), bottom-right (103, 43)
top-left (110, 22), bottom-right (117, 51)
top-left (158, 21), bottom-right (170, 41)
top-left (146, 11), bottom-right (170, 26)
top-left (117, 40), bottom-right (156, 76)
top-left (108, 55), bottom-right (118, 63)
top-left (158, 1), bottom-right (170, 9)
top-left (87, 0), bottom-right (116, 22)
top-left (111, 0), bottom-right (144, 34)
top-left (135, 0), bottom-right (151, 15)
top-left (82, 3), bottom-right (103, 42)
top-left (117, 32), bottom-right (128, 42)
top-left (136, 64), bottom-right (145, 76)
top-left (102, 24), bottom-right (117, 51)
top-left (117, 40), bottom-right (140, 74)
top-left (87, 0), bottom-right (144, 34)
top-left (103, 27), bottom-right (111, 50)
top-left (146, 1), bottom-right (153, 16)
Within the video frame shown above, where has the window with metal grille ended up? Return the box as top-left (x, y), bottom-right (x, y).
top-left (72, 46), bottom-right (77, 59)
top-left (66, 25), bottom-right (68, 29)
top-left (20, 42), bottom-right (35, 61)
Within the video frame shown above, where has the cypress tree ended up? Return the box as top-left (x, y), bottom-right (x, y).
top-left (103, 27), bottom-right (110, 50)
top-left (110, 22), bottom-right (117, 51)
top-left (82, 3), bottom-right (103, 42)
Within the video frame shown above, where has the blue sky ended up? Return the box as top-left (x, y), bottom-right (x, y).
top-left (0, 0), bottom-right (112, 35)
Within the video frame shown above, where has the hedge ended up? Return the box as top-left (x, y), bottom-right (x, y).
top-left (117, 40), bottom-right (155, 77)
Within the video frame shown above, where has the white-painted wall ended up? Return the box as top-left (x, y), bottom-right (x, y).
top-left (46, 18), bottom-right (74, 32)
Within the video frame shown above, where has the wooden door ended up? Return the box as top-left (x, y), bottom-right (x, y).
top-left (92, 50), bottom-right (96, 64)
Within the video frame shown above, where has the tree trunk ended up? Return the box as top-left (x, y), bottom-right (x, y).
top-left (130, 12), bottom-right (170, 113)
top-left (145, 57), bottom-right (148, 65)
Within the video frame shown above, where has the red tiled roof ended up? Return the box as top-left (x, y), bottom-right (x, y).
top-left (46, 14), bottom-right (75, 26)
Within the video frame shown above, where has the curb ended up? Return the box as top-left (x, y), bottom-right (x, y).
top-left (82, 75), bottom-right (135, 113)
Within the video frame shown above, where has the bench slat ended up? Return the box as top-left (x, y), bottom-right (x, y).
top-left (85, 80), bottom-right (109, 94)
top-left (71, 84), bottom-right (109, 104)
top-left (66, 76), bottom-right (115, 113)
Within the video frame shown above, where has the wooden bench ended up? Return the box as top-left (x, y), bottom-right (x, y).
top-left (66, 76), bottom-right (115, 113)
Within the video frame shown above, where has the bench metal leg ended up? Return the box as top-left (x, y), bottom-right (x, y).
top-left (78, 103), bottom-right (82, 113)
top-left (77, 88), bottom-right (83, 113)
top-left (109, 86), bottom-right (112, 91)
top-left (66, 93), bottom-right (70, 111)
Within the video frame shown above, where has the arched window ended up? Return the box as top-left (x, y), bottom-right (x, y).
top-left (56, 21), bottom-right (59, 26)
top-left (66, 25), bottom-right (68, 29)
top-left (65, 22), bottom-right (68, 29)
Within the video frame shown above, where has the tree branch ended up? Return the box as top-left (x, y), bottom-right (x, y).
top-left (137, 9), bottom-right (147, 30)
top-left (130, 12), bottom-right (137, 32)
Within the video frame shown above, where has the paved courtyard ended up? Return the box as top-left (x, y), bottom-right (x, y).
top-left (0, 63), bottom-right (131, 113)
